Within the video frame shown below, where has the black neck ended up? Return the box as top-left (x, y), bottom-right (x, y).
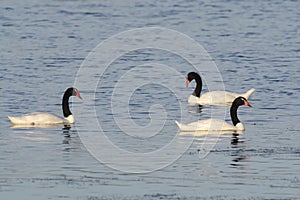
top-left (230, 101), bottom-right (241, 126)
top-left (190, 72), bottom-right (202, 97)
top-left (62, 88), bottom-right (73, 117)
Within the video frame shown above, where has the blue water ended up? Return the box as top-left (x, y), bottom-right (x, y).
top-left (1, 0), bottom-right (300, 199)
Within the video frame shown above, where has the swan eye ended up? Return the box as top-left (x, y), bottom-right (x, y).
top-left (72, 88), bottom-right (78, 96)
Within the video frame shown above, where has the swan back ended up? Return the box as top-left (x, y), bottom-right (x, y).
top-left (8, 112), bottom-right (64, 125)
top-left (175, 119), bottom-right (241, 131)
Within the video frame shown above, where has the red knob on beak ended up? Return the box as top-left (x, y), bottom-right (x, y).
top-left (185, 78), bottom-right (190, 88)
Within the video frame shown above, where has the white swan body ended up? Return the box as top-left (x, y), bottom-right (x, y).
top-left (188, 88), bottom-right (255, 105)
top-left (176, 96), bottom-right (251, 132)
top-left (186, 72), bottom-right (255, 105)
top-left (7, 87), bottom-right (81, 126)
top-left (8, 112), bottom-right (73, 125)
top-left (175, 119), bottom-right (244, 132)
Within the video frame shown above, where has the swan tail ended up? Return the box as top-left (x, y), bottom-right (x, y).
top-left (243, 88), bottom-right (255, 99)
top-left (7, 116), bottom-right (17, 124)
top-left (7, 115), bottom-right (27, 125)
top-left (175, 120), bottom-right (182, 130)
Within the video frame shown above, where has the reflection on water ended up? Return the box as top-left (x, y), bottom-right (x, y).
top-left (231, 133), bottom-right (241, 145)
top-left (187, 105), bottom-right (203, 114)
top-left (230, 135), bottom-right (249, 167)
top-left (9, 123), bottom-right (75, 145)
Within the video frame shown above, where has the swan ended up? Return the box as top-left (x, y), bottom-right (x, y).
top-left (186, 72), bottom-right (255, 105)
top-left (175, 96), bottom-right (252, 131)
top-left (7, 87), bottom-right (82, 125)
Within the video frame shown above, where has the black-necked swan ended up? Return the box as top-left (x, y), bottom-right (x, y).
top-left (186, 72), bottom-right (255, 105)
top-left (7, 87), bottom-right (82, 125)
top-left (175, 96), bottom-right (252, 131)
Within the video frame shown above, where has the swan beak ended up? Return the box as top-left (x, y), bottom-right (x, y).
top-left (244, 100), bottom-right (252, 107)
top-left (185, 78), bottom-right (190, 88)
top-left (76, 92), bottom-right (83, 100)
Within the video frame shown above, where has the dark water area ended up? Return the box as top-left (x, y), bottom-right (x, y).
top-left (0, 0), bottom-right (299, 199)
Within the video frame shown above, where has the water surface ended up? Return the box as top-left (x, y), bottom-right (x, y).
top-left (0, 0), bottom-right (299, 199)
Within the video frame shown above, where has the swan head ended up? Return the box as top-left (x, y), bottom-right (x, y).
top-left (64, 87), bottom-right (82, 100)
top-left (185, 72), bottom-right (200, 87)
top-left (72, 88), bottom-right (82, 99)
top-left (62, 88), bottom-right (82, 119)
top-left (231, 97), bottom-right (252, 127)
top-left (234, 96), bottom-right (252, 107)
top-left (186, 72), bottom-right (202, 98)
